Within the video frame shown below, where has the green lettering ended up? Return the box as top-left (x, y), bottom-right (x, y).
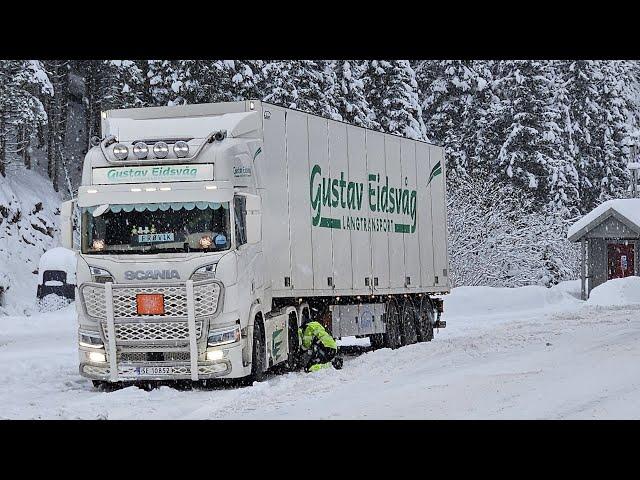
top-left (310, 164), bottom-right (322, 226)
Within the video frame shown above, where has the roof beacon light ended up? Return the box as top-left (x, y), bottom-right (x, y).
top-left (133, 142), bottom-right (149, 159)
top-left (173, 140), bottom-right (189, 158)
top-left (153, 141), bottom-right (169, 159)
top-left (113, 143), bottom-right (129, 160)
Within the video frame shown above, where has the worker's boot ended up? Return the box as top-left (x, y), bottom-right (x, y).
top-left (331, 356), bottom-right (343, 370)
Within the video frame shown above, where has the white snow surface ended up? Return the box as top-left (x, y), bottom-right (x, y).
top-left (567, 198), bottom-right (640, 240)
top-left (587, 276), bottom-right (640, 306)
top-left (4, 278), bottom-right (640, 419)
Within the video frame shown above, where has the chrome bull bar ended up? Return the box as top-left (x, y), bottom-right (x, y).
top-left (83, 279), bottom-right (223, 382)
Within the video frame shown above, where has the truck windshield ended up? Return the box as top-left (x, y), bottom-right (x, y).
top-left (81, 202), bottom-right (231, 255)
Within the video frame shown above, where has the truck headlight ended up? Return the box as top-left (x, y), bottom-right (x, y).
top-left (79, 330), bottom-right (104, 349)
top-left (113, 143), bottom-right (129, 160)
top-left (173, 140), bottom-right (189, 158)
top-left (191, 264), bottom-right (216, 281)
top-left (89, 266), bottom-right (114, 284)
top-left (207, 325), bottom-right (240, 347)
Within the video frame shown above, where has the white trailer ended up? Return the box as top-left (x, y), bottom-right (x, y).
top-left (60, 100), bottom-right (449, 387)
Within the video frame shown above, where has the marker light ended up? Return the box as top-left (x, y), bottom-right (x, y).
top-left (153, 141), bottom-right (169, 159)
top-left (173, 140), bottom-right (189, 158)
top-left (131, 188), bottom-right (142, 192)
top-left (159, 187), bottom-right (171, 191)
top-left (205, 185), bottom-right (217, 190)
top-left (92, 239), bottom-right (105, 251)
top-left (88, 351), bottom-right (107, 363)
top-left (250, 101), bottom-right (255, 110)
top-left (87, 189), bottom-right (98, 194)
top-left (145, 187), bottom-right (157, 192)
top-left (113, 144), bottom-right (129, 160)
top-left (199, 235), bottom-right (213, 249)
top-left (133, 142), bottom-right (149, 159)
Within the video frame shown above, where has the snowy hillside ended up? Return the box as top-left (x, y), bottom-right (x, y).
top-left (3, 278), bottom-right (640, 419)
top-left (0, 169), bottom-right (62, 314)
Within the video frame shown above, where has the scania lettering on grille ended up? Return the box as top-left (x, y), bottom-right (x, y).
top-left (124, 270), bottom-right (181, 280)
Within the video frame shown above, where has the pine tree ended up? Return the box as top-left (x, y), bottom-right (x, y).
top-left (494, 60), bottom-right (567, 207)
top-left (262, 60), bottom-right (335, 117)
top-left (0, 60), bottom-right (51, 177)
top-left (334, 60), bottom-right (375, 128)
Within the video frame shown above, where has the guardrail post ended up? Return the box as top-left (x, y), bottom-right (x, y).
top-left (186, 280), bottom-right (199, 381)
top-left (105, 282), bottom-right (118, 382)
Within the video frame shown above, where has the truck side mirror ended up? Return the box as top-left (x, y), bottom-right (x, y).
top-left (60, 199), bottom-right (76, 250)
top-left (244, 194), bottom-right (262, 245)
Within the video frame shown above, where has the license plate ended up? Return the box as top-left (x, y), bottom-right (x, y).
top-left (137, 366), bottom-right (173, 375)
top-left (136, 294), bottom-right (165, 315)
top-left (137, 233), bottom-right (175, 243)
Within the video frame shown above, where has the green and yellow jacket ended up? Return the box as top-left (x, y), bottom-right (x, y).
top-left (298, 321), bottom-right (337, 351)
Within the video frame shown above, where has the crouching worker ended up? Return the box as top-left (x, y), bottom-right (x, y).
top-left (298, 308), bottom-right (343, 372)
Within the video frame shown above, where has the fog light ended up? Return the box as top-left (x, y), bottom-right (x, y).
top-left (113, 143), bottom-right (129, 160)
top-left (153, 141), bottom-right (169, 159)
top-left (206, 350), bottom-right (224, 361)
top-left (88, 351), bottom-right (106, 363)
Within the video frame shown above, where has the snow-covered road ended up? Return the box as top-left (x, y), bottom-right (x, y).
top-left (2, 280), bottom-right (640, 419)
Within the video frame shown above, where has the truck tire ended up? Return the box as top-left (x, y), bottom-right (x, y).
top-left (418, 297), bottom-right (435, 342)
top-left (286, 313), bottom-right (300, 371)
top-left (369, 333), bottom-right (385, 350)
top-left (383, 299), bottom-right (402, 349)
top-left (249, 320), bottom-right (266, 383)
top-left (400, 299), bottom-right (419, 346)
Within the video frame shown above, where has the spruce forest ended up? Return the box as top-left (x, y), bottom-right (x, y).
top-left (1, 59), bottom-right (639, 288)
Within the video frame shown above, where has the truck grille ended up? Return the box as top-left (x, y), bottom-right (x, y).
top-left (81, 281), bottom-right (222, 320)
top-left (101, 321), bottom-right (203, 344)
top-left (120, 351), bottom-right (192, 362)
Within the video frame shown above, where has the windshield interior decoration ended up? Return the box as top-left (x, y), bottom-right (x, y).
top-left (81, 201), bottom-right (230, 254)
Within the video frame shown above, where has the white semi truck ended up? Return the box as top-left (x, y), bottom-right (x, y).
top-left (60, 100), bottom-right (450, 387)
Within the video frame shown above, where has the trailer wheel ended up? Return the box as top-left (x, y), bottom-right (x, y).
top-left (418, 297), bottom-right (435, 342)
top-left (383, 299), bottom-right (402, 349)
top-left (249, 320), bottom-right (266, 383)
top-left (400, 299), bottom-right (419, 346)
top-left (369, 334), bottom-right (385, 350)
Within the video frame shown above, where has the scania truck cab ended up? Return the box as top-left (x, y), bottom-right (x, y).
top-left (61, 100), bottom-right (449, 387)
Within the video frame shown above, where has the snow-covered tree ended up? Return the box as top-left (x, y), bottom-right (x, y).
top-left (447, 176), bottom-right (579, 288)
top-left (363, 60), bottom-right (426, 140)
top-left (334, 60), bottom-right (375, 128)
top-left (0, 60), bottom-right (51, 176)
top-left (494, 61), bottom-right (568, 207)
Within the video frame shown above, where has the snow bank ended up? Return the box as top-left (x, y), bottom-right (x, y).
top-left (587, 277), bottom-right (640, 306)
top-left (442, 280), bottom-right (582, 319)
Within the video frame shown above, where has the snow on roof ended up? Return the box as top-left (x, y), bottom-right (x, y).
top-left (38, 247), bottom-right (77, 284)
top-left (568, 198), bottom-right (640, 241)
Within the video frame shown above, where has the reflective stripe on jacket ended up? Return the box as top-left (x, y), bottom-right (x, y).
top-left (298, 321), bottom-right (337, 351)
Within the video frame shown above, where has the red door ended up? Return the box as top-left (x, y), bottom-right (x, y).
top-left (607, 243), bottom-right (635, 280)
